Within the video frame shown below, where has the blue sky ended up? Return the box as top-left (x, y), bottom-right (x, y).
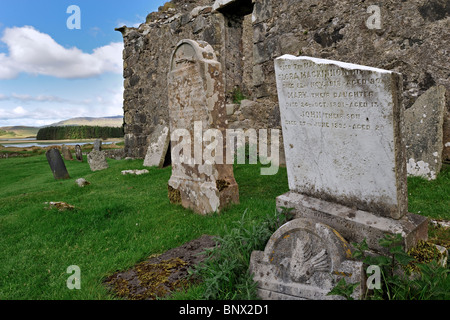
top-left (0, 0), bottom-right (167, 127)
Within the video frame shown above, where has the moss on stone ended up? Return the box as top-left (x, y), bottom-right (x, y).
top-left (168, 185), bottom-right (181, 204)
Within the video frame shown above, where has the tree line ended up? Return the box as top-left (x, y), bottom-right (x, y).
top-left (37, 126), bottom-right (124, 140)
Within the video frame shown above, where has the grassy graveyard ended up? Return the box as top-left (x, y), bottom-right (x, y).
top-left (0, 153), bottom-right (448, 300)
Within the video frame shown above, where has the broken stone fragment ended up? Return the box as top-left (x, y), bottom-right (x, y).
top-left (44, 201), bottom-right (75, 211)
top-left (121, 169), bottom-right (149, 175)
top-left (75, 178), bottom-right (90, 187)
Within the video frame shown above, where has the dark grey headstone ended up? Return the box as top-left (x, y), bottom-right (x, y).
top-left (75, 144), bottom-right (83, 162)
top-left (46, 148), bottom-right (70, 180)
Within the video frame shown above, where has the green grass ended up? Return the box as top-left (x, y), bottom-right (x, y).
top-left (0, 154), bottom-right (289, 299)
top-left (407, 164), bottom-right (450, 220)
top-left (0, 155), bottom-right (448, 300)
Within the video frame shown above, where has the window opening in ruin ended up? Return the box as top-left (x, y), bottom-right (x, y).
top-left (216, 0), bottom-right (254, 104)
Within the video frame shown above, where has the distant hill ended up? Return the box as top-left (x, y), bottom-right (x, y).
top-left (0, 126), bottom-right (40, 138)
top-left (47, 116), bottom-right (123, 128)
top-left (0, 116), bottom-right (123, 138)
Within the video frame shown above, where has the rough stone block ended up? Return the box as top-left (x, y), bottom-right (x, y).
top-left (276, 191), bottom-right (428, 255)
top-left (87, 150), bottom-right (109, 172)
top-left (405, 85), bottom-right (446, 180)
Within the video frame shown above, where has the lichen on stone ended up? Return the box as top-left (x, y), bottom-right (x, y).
top-left (404, 240), bottom-right (446, 273)
top-left (216, 179), bottom-right (230, 192)
top-left (106, 257), bottom-right (189, 300)
top-left (168, 185), bottom-right (182, 204)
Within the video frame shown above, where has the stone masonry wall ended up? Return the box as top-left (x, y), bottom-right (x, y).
top-left (118, 0), bottom-right (450, 163)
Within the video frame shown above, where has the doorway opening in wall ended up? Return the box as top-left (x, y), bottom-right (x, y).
top-left (216, 0), bottom-right (254, 104)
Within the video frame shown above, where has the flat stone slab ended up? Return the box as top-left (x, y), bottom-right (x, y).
top-left (143, 125), bottom-right (170, 168)
top-left (276, 191), bottom-right (428, 255)
top-left (249, 218), bottom-right (364, 300)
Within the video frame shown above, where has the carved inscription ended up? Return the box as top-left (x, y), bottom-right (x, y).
top-left (276, 60), bottom-right (391, 132)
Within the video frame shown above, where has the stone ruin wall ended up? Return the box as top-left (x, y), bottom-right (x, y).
top-left (117, 0), bottom-right (450, 163)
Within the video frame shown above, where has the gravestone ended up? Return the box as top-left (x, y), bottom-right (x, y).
top-left (167, 39), bottom-right (239, 215)
top-left (87, 150), bottom-right (109, 171)
top-left (273, 55), bottom-right (428, 251)
top-left (250, 56), bottom-right (429, 300)
top-left (249, 218), bottom-right (364, 300)
top-left (143, 124), bottom-right (170, 168)
top-left (405, 85), bottom-right (446, 180)
top-left (93, 139), bottom-right (102, 151)
top-left (75, 144), bottom-right (83, 162)
top-left (46, 148), bottom-right (70, 180)
top-left (61, 145), bottom-right (73, 161)
top-left (275, 55), bottom-right (409, 219)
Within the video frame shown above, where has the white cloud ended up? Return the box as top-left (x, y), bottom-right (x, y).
top-left (0, 26), bottom-right (123, 79)
top-left (0, 85), bottom-right (124, 126)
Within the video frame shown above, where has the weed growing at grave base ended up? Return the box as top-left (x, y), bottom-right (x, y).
top-left (188, 209), bottom-right (291, 300)
top-left (330, 234), bottom-right (450, 300)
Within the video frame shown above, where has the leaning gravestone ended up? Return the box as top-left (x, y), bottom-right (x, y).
top-left (405, 85), bottom-right (446, 180)
top-left (87, 150), bottom-right (109, 171)
top-left (75, 144), bottom-right (83, 162)
top-left (167, 39), bottom-right (239, 214)
top-left (46, 148), bottom-right (70, 180)
top-left (143, 124), bottom-right (170, 168)
top-left (61, 145), bottom-right (73, 161)
top-left (249, 56), bottom-right (428, 300)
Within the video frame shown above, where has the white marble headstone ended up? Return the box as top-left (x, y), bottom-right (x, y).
top-left (275, 56), bottom-right (407, 219)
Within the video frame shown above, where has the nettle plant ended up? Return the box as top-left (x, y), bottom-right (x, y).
top-left (329, 234), bottom-right (449, 300)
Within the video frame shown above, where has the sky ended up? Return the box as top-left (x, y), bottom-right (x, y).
top-left (0, 0), bottom-right (167, 127)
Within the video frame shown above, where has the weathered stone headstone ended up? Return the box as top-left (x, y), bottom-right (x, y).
top-left (61, 145), bottom-right (73, 161)
top-left (252, 55), bottom-right (430, 300)
top-left (46, 148), bottom-right (70, 180)
top-left (249, 218), bottom-right (364, 300)
top-left (405, 85), bottom-right (446, 180)
top-left (167, 39), bottom-right (239, 215)
top-left (75, 144), bottom-right (83, 162)
top-left (93, 139), bottom-right (102, 151)
top-left (275, 55), bottom-right (408, 219)
top-left (143, 124), bottom-right (170, 168)
top-left (87, 150), bottom-right (109, 171)
top-left (273, 55), bottom-right (428, 251)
